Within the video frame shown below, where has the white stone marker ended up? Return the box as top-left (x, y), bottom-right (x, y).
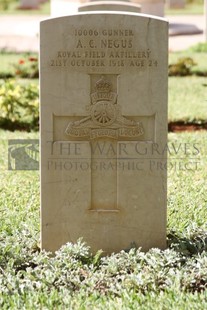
top-left (19, 0), bottom-right (39, 9)
top-left (40, 12), bottom-right (168, 254)
top-left (132, 0), bottom-right (165, 17)
top-left (78, 1), bottom-right (141, 13)
top-left (166, 0), bottom-right (185, 9)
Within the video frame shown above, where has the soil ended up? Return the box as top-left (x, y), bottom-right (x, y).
top-left (168, 121), bottom-right (207, 133)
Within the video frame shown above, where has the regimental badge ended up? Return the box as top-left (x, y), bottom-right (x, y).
top-left (65, 76), bottom-right (144, 139)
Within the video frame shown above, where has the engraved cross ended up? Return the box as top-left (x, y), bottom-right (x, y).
top-left (64, 74), bottom-right (144, 211)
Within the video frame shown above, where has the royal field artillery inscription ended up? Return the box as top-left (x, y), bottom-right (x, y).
top-left (49, 28), bottom-right (158, 69)
top-left (40, 13), bottom-right (168, 254)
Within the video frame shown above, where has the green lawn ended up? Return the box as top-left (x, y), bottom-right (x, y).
top-left (168, 48), bottom-right (207, 123)
top-left (169, 51), bottom-right (207, 75)
top-left (168, 76), bottom-right (207, 122)
top-left (165, 0), bottom-right (204, 15)
top-left (168, 131), bottom-right (207, 232)
top-left (166, 4), bottom-right (203, 15)
top-left (0, 130), bottom-right (207, 308)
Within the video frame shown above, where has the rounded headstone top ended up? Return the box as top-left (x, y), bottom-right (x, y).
top-left (78, 1), bottom-right (141, 13)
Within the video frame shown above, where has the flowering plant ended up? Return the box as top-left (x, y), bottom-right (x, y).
top-left (0, 79), bottom-right (39, 130)
top-left (12, 55), bottom-right (39, 78)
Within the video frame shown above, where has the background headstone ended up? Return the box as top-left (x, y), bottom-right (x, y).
top-left (132, 0), bottom-right (165, 16)
top-left (166, 0), bottom-right (185, 9)
top-left (51, 0), bottom-right (164, 17)
top-left (40, 12), bottom-right (168, 254)
top-left (78, 1), bottom-right (141, 12)
top-left (19, 0), bottom-right (39, 9)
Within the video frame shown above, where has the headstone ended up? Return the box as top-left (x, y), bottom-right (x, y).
top-left (166, 0), bottom-right (185, 9)
top-left (40, 12), bottom-right (168, 254)
top-left (78, 1), bottom-right (141, 13)
top-left (131, 0), bottom-right (164, 17)
top-left (19, 0), bottom-right (39, 9)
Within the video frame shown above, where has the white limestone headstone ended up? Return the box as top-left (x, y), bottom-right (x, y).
top-left (19, 0), bottom-right (39, 9)
top-left (132, 0), bottom-right (165, 17)
top-left (78, 1), bottom-right (141, 13)
top-left (166, 0), bottom-right (185, 9)
top-left (40, 12), bottom-right (168, 254)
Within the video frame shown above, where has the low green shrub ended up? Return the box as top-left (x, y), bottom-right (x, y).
top-left (185, 0), bottom-right (203, 5)
top-left (1, 237), bottom-right (207, 308)
top-left (0, 79), bottom-right (39, 130)
top-left (169, 57), bottom-right (197, 76)
top-left (0, 0), bottom-right (13, 10)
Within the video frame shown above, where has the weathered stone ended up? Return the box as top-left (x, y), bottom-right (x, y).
top-left (19, 0), bottom-right (39, 9)
top-left (40, 12), bottom-right (168, 254)
top-left (132, 0), bottom-right (165, 16)
top-left (78, 1), bottom-right (141, 13)
top-left (166, 0), bottom-right (185, 9)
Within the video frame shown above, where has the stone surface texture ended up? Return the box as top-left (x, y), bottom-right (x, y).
top-left (40, 12), bottom-right (168, 254)
top-left (19, 0), bottom-right (39, 9)
top-left (78, 1), bottom-right (141, 13)
top-left (132, 0), bottom-right (165, 16)
top-left (166, 0), bottom-right (185, 9)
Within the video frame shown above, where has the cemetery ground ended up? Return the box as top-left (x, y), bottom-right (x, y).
top-left (0, 132), bottom-right (207, 308)
top-left (0, 46), bottom-right (207, 308)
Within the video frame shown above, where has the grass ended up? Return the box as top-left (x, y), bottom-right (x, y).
top-left (0, 0), bottom-right (50, 15)
top-left (168, 76), bottom-right (207, 122)
top-left (167, 131), bottom-right (207, 232)
top-left (0, 130), bottom-right (207, 308)
top-left (165, 0), bottom-right (204, 15)
top-left (165, 3), bottom-right (204, 15)
top-left (168, 46), bottom-right (207, 123)
top-left (169, 51), bottom-right (207, 75)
